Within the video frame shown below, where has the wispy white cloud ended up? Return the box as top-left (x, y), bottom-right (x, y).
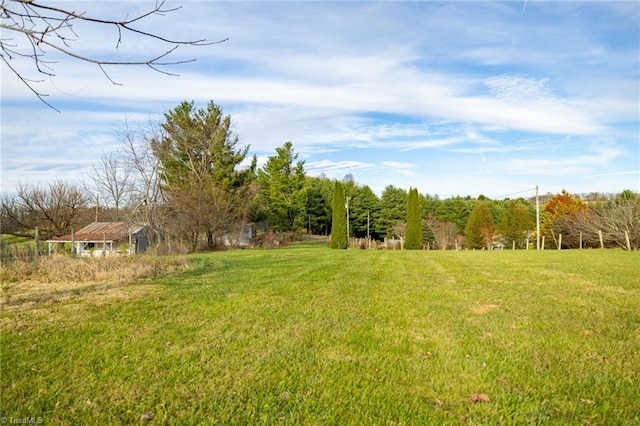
top-left (381, 161), bottom-right (418, 176)
top-left (2, 1), bottom-right (638, 197)
top-left (484, 75), bottom-right (553, 101)
top-left (500, 142), bottom-right (627, 177)
top-left (583, 170), bottom-right (640, 180)
top-left (305, 160), bottom-right (375, 178)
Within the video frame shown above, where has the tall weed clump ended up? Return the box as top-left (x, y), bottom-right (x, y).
top-left (0, 254), bottom-right (190, 283)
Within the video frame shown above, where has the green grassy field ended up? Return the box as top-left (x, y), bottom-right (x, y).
top-left (1, 234), bottom-right (34, 245)
top-left (1, 244), bottom-right (639, 424)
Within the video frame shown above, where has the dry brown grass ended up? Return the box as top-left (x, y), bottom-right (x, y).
top-left (0, 254), bottom-right (191, 310)
top-left (470, 303), bottom-right (500, 315)
top-left (1, 254), bottom-right (190, 283)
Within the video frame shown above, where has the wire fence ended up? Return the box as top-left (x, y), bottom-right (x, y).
top-left (0, 241), bottom-right (49, 264)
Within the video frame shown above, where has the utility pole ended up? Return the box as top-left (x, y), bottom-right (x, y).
top-left (367, 210), bottom-right (371, 250)
top-left (345, 196), bottom-right (350, 240)
top-left (536, 185), bottom-right (540, 250)
top-left (367, 210), bottom-right (370, 240)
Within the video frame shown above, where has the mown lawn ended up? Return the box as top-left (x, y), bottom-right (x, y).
top-left (1, 244), bottom-right (639, 424)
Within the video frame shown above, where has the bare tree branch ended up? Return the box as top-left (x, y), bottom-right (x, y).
top-left (1, 0), bottom-right (227, 110)
top-left (0, 53), bottom-right (59, 111)
top-left (15, 180), bottom-right (88, 237)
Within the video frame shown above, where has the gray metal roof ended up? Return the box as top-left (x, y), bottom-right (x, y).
top-left (47, 222), bottom-right (146, 243)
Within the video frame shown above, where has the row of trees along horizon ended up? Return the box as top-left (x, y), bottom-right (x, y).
top-left (2, 101), bottom-right (639, 251)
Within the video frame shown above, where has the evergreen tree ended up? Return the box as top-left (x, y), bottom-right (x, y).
top-left (257, 142), bottom-right (306, 232)
top-left (330, 181), bottom-right (348, 249)
top-left (349, 185), bottom-right (380, 239)
top-left (405, 187), bottom-right (423, 249)
top-left (422, 193), bottom-right (440, 218)
top-left (305, 184), bottom-right (330, 234)
top-left (422, 219), bottom-right (436, 249)
top-left (499, 200), bottom-right (535, 248)
top-left (152, 100), bottom-right (255, 250)
top-left (436, 196), bottom-right (474, 234)
top-left (375, 185), bottom-right (407, 238)
top-left (465, 201), bottom-right (495, 249)
top-left (305, 176), bottom-right (333, 235)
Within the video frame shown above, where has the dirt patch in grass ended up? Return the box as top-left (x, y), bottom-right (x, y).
top-left (470, 303), bottom-right (500, 315)
top-left (1, 280), bottom-right (157, 310)
top-left (0, 280), bottom-right (165, 336)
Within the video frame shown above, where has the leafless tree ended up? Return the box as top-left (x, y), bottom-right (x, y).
top-left (15, 180), bottom-right (88, 237)
top-left (89, 152), bottom-right (132, 222)
top-left (0, 192), bottom-right (33, 233)
top-left (426, 216), bottom-right (458, 250)
top-left (88, 151), bottom-right (134, 221)
top-left (1, 0), bottom-right (226, 110)
top-left (392, 221), bottom-right (406, 240)
top-left (163, 180), bottom-right (240, 250)
top-left (570, 198), bottom-right (640, 250)
top-left (119, 119), bottom-right (165, 230)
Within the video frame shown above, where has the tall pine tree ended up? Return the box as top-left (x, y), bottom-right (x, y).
top-left (152, 100), bottom-right (256, 250)
top-left (330, 181), bottom-right (348, 249)
top-left (499, 200), bottom-right (534, 248)
top-left (465, 201), bottom-right (495, 249)
top-left (375, 185), bottom-right (407, 238)
top-left (405, 187), bottom-right (423, 249)
top-left (257, 142), bottom-right (306, 232)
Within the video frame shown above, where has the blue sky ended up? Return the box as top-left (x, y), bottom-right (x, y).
top-left (2, 0), bottom-right (639, 198)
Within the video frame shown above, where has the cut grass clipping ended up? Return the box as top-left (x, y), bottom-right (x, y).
top-left (1, 245), bottom-right (639, 424)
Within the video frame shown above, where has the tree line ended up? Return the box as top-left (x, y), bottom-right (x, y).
top-left (2, 101), bottom-right (638, 251)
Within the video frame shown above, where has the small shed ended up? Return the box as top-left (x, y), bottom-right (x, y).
top-left (46, 222), bottom-right (151, 257)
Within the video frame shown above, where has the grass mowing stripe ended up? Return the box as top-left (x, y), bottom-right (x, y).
top-left (1, 246), bottom-right (638, 424)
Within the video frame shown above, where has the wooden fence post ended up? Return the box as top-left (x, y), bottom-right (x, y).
top-left (598, 230), bottom-right (604, 249)
top-left (558, 234), bottom-right (562, 250)
top-left (34, 226), bottom-right (40, 260)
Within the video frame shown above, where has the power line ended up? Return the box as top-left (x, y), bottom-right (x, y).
top-left (493, 187), bottom-right (537, 200)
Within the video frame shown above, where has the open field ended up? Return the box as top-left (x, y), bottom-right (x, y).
top-left (1, 244), bottom-right (639, 424)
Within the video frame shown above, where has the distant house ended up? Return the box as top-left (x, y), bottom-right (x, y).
top-left (46, 222), bottom-right (151, 257)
